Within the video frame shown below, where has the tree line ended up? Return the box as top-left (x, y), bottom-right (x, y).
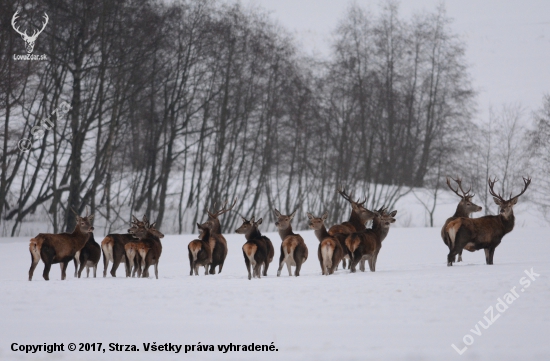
top-left (1, 0), bottom-right (546, 236)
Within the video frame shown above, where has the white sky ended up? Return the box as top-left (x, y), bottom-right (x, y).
top-left (224, 0), bottom-right (550, 124)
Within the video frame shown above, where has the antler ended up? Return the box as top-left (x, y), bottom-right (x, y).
top-left (337, 186), bottom-right (355, 203)
top-left (11, 11), bottom-right (27, 38)
top-left (209, 198), bottom-right (237, 217)
top-left (487, 177), bottom-right (504, 202)
top-left (446, 176), bottom-right (472, 199)
top-left (511, 176), bottom-right (531, 201)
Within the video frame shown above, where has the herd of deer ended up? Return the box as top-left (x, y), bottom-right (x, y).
top-left (27, 176), bottom-right (530, 281)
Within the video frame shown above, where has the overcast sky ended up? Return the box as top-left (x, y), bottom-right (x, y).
top-left (223, 0), bottom-right (550, 124)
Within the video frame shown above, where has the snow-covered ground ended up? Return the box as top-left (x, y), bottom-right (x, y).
top-left (0, 226), bottom-right (548, 360)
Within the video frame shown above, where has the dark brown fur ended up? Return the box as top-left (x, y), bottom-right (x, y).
top-left (73, 233), bottom-right (101, 278)
top-left (274, 209), bottom-right (308, 277)
top-left (236, 217), bottom-right (271, 280)
top-left (101, 233), bottom-right (138, 277)
top-left (447, 177), bottom-right (530, 266)
top-left (202, 199), bottom-right (236, 274)
top-left (29, 211), bottom-right (94, 281)
top-left (346, 210), bottom-right (397, 273)
top-left (128, 220), bottom-right (164, 279)
top-left (441, 177), bottom-right (482, 262)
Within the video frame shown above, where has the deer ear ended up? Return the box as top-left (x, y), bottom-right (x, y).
top-left (149, 222), bottom-right (156, 228)
top-left (322, 212), bottom-right (328, 221)
top-left (289, 210), bottom-right (297, 220)
top-left (389, 210), bottom-right (397, 217)
top-left (132, 215), bottom-right (139, 223)
top-left (88, 214), bottom-right (94, 221)
top-left (197, 223), bottom-right (201, 229)
top-left (250, 217), bottom-right (255, 223)
top-left (306, 212), bottom-right (314, 220)
top-left (493, 197), bottom-right (502, 206)
top-left (256, 218), bottom-right (263, 225)
top-left (511, 197), bottom-right (518, 205)
top-left (273, 208), bottom-right (281, 217)
top-left (240, 216), bottom-right (247, 222)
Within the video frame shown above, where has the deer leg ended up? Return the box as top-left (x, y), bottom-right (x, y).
top-left (341, 258), bottom-right (346, 270)
top-left (218, 261), bottom-right (225, 274)
top-left (28, 251), bottom-right (40, 282)
top-left (73, 255), bottom-right (79, 278)
top-left (243, 251), bottom-right (252, 280)
top-left (42, 261), bottom-right (52, 281)
top-left (111, 254), bottom-right (122, 277)
top-left (263, 259), bottom-right (270, 276)
top-left (61, 260), bottom-right (69, 280)
top-left (102, 250), bottom-right (109, 278)
top-left (77, 255), bottom-right (87, 278)
top-left (276, 249), bottom-right (285, 277)
top-left (360, 258), bottom-right (366, 272)
top-left (350, 252), bottom-right (360, 273)
top-left (154, 262), bottom-right (158, 279)
top-left (457, 249), bottom-right (463, 262)
top-left (93, 264), bottom-right (97, 278)
top-left (294, 256), bottom-right (303, 277)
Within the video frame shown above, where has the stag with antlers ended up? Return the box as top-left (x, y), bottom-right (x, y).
top-left (446, 177), bottom-right (531, 266)
top-left (12, 11), bottom-right (49, 53)
top-left (199, 199), bottom-right (237, 274)
top-left (328, 187), bottom-right (376, 269)
top-left (441, 177), bottom-right (482, 262)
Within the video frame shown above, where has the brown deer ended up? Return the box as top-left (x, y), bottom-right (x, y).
top-left (101, 215), bottom-right (146, 277)
top-left (274, 208), bottom-right (308, 277)
top-left (188, 223), bottom-right (212, 276)
top-left (128, 220), bottom-right (164, 278)
top-left (73, 233), bottom-right (101, 278)
top-left (328, 187), bottom-right (376, 269)
top-left (307, 212), bottom-right (344, 275)
top-left (446, 177), bottom-right (531, 266)
top-left (236, 217), bottom-right (272, 280)
top-left (124, 241), bottom-right (142, 277)
top-left (442, 177), bottom-right (483, 262)
top-left (201, 199), bottom-right (237, 274)
top-left (29, 208), bottom-right (94, 281)
top-left (346, 208), bottom-right (397, 273)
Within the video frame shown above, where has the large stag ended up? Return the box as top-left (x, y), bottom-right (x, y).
top-left (11, 11), bottom-right (48, 53)
top-left (442, 177), bottom-right (482, 262)
top-left (346, 208), bottom-right (397, 273)
top-left (307, 212), bottom-right (344, 275)
top-left (446, 177), bottom-right (531, 266)
top-left (200, 199), bottom-right (237, 274)
top-left (328, 187), bottom-right (376, 269)
top-left (29, 208), bottom-right (94, 281)
top-left (274, 209), bottom-right (308, 277)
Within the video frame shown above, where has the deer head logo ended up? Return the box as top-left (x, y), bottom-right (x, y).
top-left (11, 11), bottom-right (49, 54)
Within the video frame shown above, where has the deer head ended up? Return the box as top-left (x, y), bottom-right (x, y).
top-left (12, 11), bottom-right (48, 54)
top-left (337, 187), bottom-right (376, 223)
top-left (488, 177), bottom-right (531, 219)
top-left (205, 198), bottom-right (237, 233)
top-left (446, 176), bottom-right (482, 215)
top-left (235, 216), bottom-right (262, 234)
top-left (273, 208), bottom-right (297, 231)
top-left (306, 212), bottom-right (328, 231)
top-left (71, 207), bottom-right (94, 233)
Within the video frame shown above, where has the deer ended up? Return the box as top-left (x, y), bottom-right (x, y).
top-left (29, 208), bottom-right (94, 281)
top-left (442, 177), bottom-right (483, 262)
top-left (307, 212), bottom-right (344, 275)
top-left (346, 208), bottom-right (397, 273)
top-left (274, 208), bottom-right (308, 277)
top-left (328, 187), bottom-right (377, 269)
top-left (101, 215), bottom-right (145, 277)
top-left (188, 223), bottom-right (212, 276)
top-left (127, 220), bottom-right (164, 279)
top-left (124, 241), bottom-right (142, 277)
top-left (11, 11), bottom-right (49, 53)
top-left (446, 177), bottom-right (531, 266)
top-left (200, 199), bottom-right (237, 274)
top-left (236, 217), bottom-right (272, 280)
top-left (72, 232), bottom-right (101, 278)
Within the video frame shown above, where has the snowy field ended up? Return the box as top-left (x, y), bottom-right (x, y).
top-left (0, 227), bottom-right (549, 361)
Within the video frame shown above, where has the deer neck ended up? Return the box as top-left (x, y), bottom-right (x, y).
top-left (278, 224), bottom-right (295, 240)
top-left (246, 227), bottom-right (262, 241)
top-left (453, 204), bottom-right (470, 218)
top-left (499, 212), bottom-right (515, 235)
top-left (71, 225), bottom-right (90, 247)
top-left (314, 226), bottom-right (330, 242)
top-left (201, 229), bottom-right (211, 243)
top-left (371, 219), bottom-right (390, 241)
top-left (210, 219), bottom-right (221, 235)
top-left (348, 211), bottom-right (364, 228)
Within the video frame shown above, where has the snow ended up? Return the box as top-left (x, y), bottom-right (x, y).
top-left (0, 226), bottom-right (549, 360)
